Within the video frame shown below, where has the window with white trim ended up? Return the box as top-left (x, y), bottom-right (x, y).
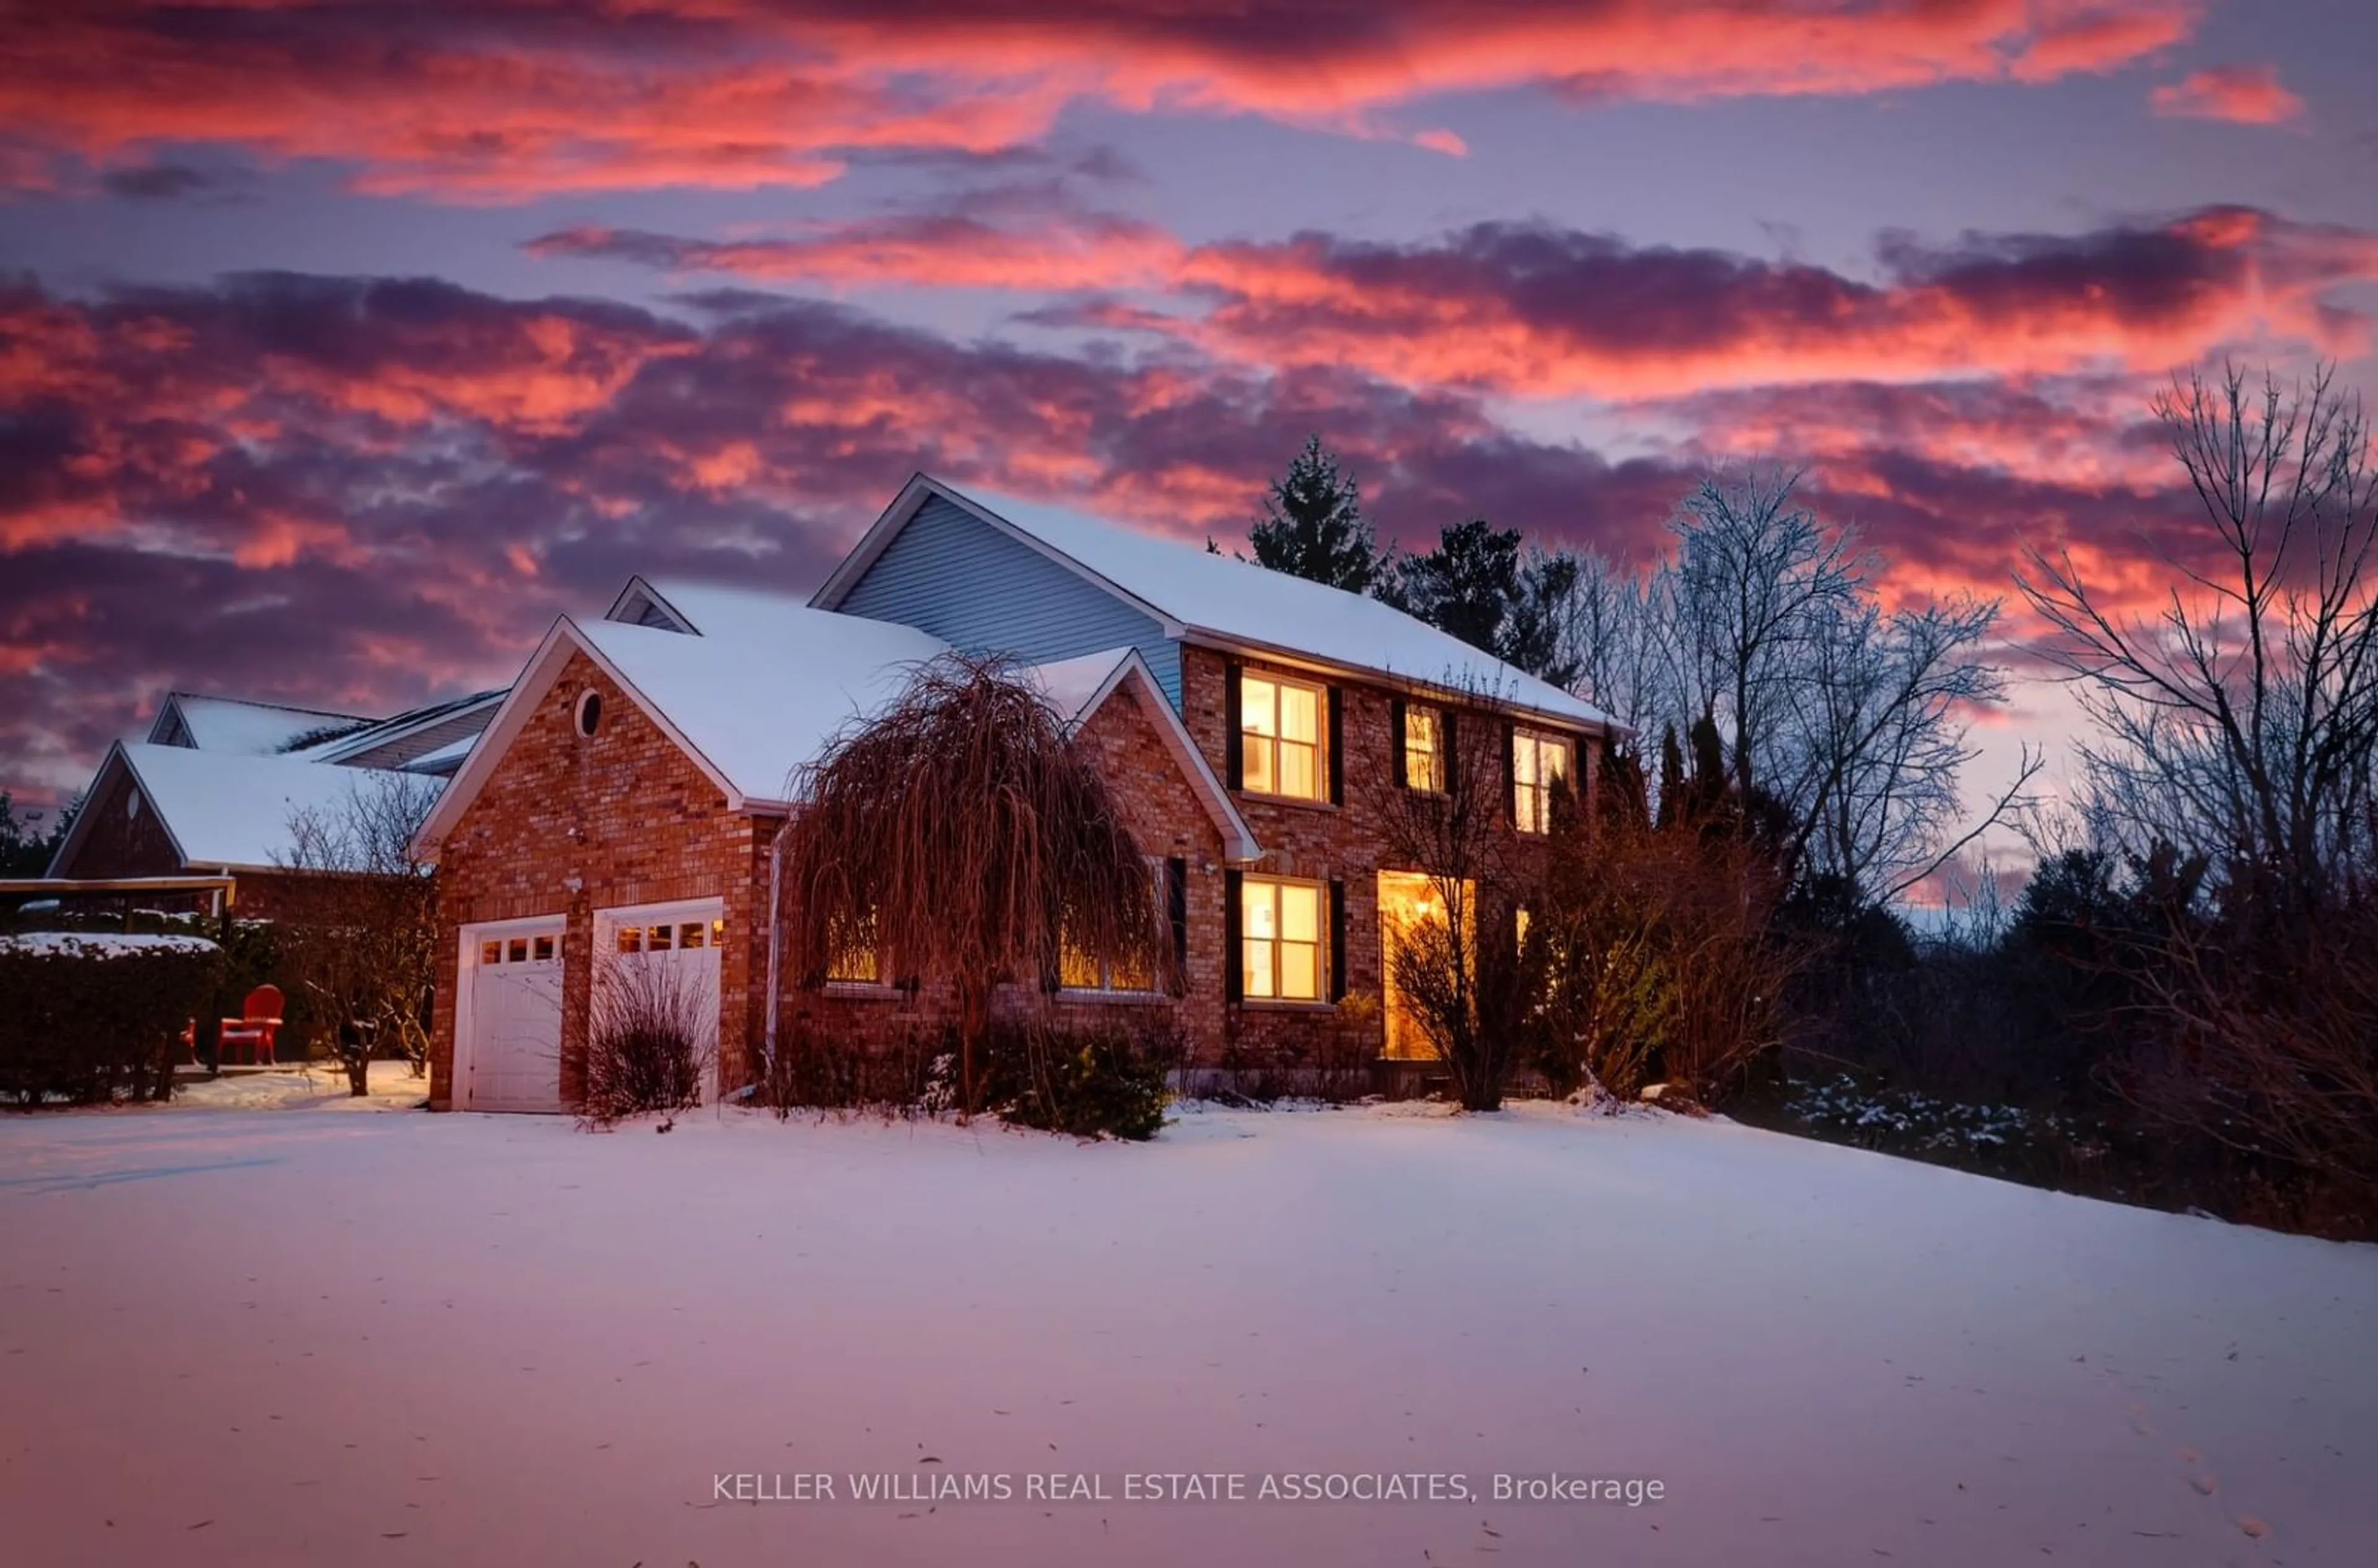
top-left (1512, 730), bottom-right (1572, 835)
top-left (1240, 672), bottom-right (1325, 801)
top-left (1241, 876), bottom-right (1323, 1001)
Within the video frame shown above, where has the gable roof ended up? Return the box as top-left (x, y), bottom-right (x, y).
top-left (814, 474), bottom-right (1619, 734)
top-left (1024, 647), bottom-right (1260, 861)
top-left (50, 743), bottom-right (442, 875)
top-left (416, 590), bottom-right (1261, 863)
top-left (147, 692), bottom-right (375, 755)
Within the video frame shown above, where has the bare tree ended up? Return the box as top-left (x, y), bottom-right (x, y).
top-left (581, 946), bottom-right (714, 1128)
top-left (1557, 547), bottom-right (1673, 737)
top-left (2019, 362), bottom-right (2378, 912)
top-left (774, 654), bottom-right (1167, 1118)
top-left (1666, 465), bottom-right (1865, 799)
top-left (1365, 674), bottom-right (1540, 1110)
top-left (276, 772), bottom-right (442, 1095)
top-left (1785, 593), bottom-right (2043, 904)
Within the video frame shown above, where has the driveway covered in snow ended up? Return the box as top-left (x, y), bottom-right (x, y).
top-left (2, 1102), bottom-right (2370, 1567)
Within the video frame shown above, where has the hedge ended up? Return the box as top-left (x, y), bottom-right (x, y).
top-left (0, 933), bottom-right (224, 1107)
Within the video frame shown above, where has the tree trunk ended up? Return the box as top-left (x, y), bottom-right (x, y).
top-left (957, 978), bottom-right (986, 1122)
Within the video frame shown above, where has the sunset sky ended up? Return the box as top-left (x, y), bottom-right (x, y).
top-left (4, 1), bottom-right (2376, 853)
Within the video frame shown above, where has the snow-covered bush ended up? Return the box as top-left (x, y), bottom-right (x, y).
top-left (0, 933), bottom-right (223, 1106)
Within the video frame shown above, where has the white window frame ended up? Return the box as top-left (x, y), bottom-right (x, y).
top-left (1241, 874), bottom-right (1326, 1003)
top-left (1239, 671), bottom-right (1327, 803)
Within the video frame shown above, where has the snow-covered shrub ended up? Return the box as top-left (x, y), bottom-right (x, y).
top-left (979, 1014), bottom-right (1183, 1141)
top-left (0, 934), bottom-right (223, 1106)
top-left (580, 952), bottom-right (712, 1128)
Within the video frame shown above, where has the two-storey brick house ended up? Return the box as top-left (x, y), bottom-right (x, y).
top-left (415, 475), bottom-right (1614, 1112)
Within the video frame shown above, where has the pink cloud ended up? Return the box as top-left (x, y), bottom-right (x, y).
top-left (2150, 64), bottom-right (2306, 126)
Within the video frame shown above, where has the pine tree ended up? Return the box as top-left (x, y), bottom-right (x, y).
top-left (1248, 435), bottom-right (1381, 593)
top-left (1379, 516), bottom-right (1522, 655)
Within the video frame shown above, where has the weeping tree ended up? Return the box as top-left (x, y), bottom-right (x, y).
top-left (775, 653), bottom-right (1169, 1117)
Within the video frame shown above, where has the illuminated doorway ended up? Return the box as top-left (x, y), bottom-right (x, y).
top-left (1377, 869), bottom-right (1470, 1060)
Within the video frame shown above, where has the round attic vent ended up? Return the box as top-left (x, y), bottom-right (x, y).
top-left (575, 689), bottom-right (603, 738)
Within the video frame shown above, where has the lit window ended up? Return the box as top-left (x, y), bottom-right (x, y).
top-left (480, 940), bottom-right (501, 966)
top-left (647, 924), bottom-right (673, 952)
top-left (712, 918), bottom-right (726, 949)
top-left (1512, 731), bottom-right (1572, 835)
top-left (1242, 877), bottom-right (1323, 1001)
top-left (678, 921), bottom-right (705, 950)
top-left (532, 935), bottom-right (554, 962)
top-left (616, 926), bottom-right (641, 955)
top-left (1240, 673), bottom-right (1324, 801)
top-left (507, 938), bottom-right (528, 964)
top-left (827, 915), bottom-right (880, 985)
top-left (1060, 866), bottom-right (1164, 994)
top-left (1405, 705), bottom-right (1444, 792)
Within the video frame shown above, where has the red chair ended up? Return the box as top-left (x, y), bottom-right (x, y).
top-left (218, 985), bottom-right (285, 1066)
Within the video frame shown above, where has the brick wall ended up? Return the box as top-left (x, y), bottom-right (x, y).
top-left (1175, 644), bottom-right (1562, 1071)
top-left (428, 650), bottom-right (769, 1109)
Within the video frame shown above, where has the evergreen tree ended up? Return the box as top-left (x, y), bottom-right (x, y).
top-left (1379, 516), bottom-right (1523, 655)
top-left (1248, 435), bottom-right (1381, 593)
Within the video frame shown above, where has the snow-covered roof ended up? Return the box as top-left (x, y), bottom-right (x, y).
top-left (0, 931), bottom-right (220, 959)
top-left (822, 476), bottom-right (1617, 733)
top-left (149, 693), bottom-right (373, 756)
top-left (420, 598), bottom-right (1261, 860)
top-left (103, 743), bottom-right (440, 872)
top-left (574, 595), bottom-right (952, 806)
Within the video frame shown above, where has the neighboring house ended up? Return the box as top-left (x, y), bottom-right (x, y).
top-left (416, 474), bottom-right (1614, 1113)
top-left (45, 690), bottom-right (506, 915)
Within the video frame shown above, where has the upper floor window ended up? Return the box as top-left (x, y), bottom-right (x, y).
top-left (1242, 876), bottom-right (1323, 1001)
top-left (1512, 730), bottom-right (1572, 834)
top-left (1404, 704), bottom-right (1444, 792)
top-left (1240, 673), bottom-right (1325, 801)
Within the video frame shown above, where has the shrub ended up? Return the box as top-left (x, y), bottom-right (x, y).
top-left (580, 953), bottom-right (713, 1128)
top-left (759, 1013), bottom-right (938, 1116)
top-left (0, 934), bottom-right (224, 1106)
top-left (979, 1014), bottom-right (1182, 1141)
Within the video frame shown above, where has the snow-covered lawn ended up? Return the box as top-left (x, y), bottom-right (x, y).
top-left (2, 1102), bottom-right (2370, 1567)
top-left (168, 1060), bottom-right (432, 1113)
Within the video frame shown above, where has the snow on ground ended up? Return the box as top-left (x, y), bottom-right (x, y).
top-left (167, 1060), bottom-right (432, 1113)
top-left (2, 1102), bottom-right (2371, 1567)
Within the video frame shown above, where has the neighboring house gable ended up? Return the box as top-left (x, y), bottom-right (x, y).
top-left (48, 743), bottom-right (440, 878)
top-left (147, 692), bottom-right (375, 755)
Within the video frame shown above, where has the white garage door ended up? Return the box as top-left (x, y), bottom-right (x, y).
top-left (459, 919), bottom-right (566, 1112)
top-left (596, 899), bottom-right (724, 1104)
